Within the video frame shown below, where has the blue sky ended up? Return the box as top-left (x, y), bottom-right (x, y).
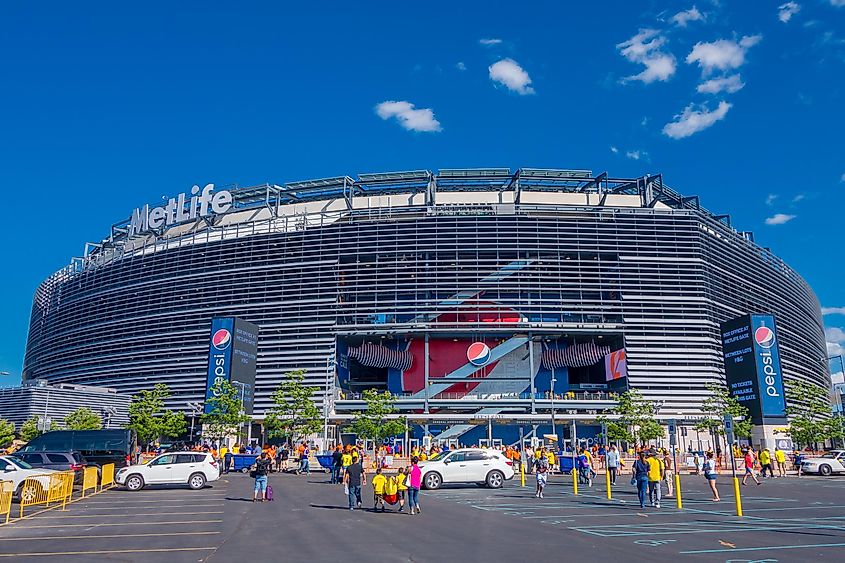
top-left (1, 1), bottom-right (844, 385)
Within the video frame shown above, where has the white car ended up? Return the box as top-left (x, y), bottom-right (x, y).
top-left (116, 452), bottom-right (219, 491)
top-left (0, 455), bottom-right (57, 503)
top-left (418, 448), bottom-right (515, 490)
top-left (801, 451), bottom-right (845, 476)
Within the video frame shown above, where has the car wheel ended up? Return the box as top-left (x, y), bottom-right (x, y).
top-left (125, 474), bottom-right (145, 491)
top-left (819, 464), bottom-right (833, 477)
top-left (486, 470), bottom-right (505, 489)
top-left (188, 473), bottom-right (207, 490)
top-left (17, 482), bottom-right (43, 503)
top-left (423, 472), bottom-right (442, 490)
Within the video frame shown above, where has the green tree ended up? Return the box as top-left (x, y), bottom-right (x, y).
top-left (19, 416), bottom-right (56, 442)
top-left (0, 419), bottom-right (15, 448)
top-left (786, 381), bottom-right (841, 450)
top-left (127, 384), bottom-right (187, 448)
top-left (64, 407), bottom-right (103, 430)
top-left (605, 389), bottom-right (664, 446)
top-left (349, 389), bottom-right (406, 450)
top-left (201, 379), bottom-right (251, 443)
top-left (694, 382), bottom-right (753, 440)
top-left (265, 370), bottom-right (322, 443)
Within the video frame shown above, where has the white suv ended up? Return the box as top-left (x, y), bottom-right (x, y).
top-left (0, 455), bottom-right (57, 503)
top-left (116, 452), bottom-right (219, 491)
top-left (418, 448), bottom-right (515, 490)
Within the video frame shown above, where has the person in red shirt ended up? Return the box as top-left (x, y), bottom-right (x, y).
top-left (742, 449), bottom-right (761, 486)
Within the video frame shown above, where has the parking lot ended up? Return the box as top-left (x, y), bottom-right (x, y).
top-left (2, 471), bottom-right (845, 561)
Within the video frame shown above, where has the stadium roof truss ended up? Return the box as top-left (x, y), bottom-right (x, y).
top-left (81, 167), bottom-right (746, 270)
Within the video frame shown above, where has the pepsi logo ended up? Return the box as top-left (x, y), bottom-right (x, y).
top-left (754, 326), bottom-right (775, 349)
top-left (212, 328), bottom-right (232, 350)
top-left (467, 342), bottom-right (491, 366)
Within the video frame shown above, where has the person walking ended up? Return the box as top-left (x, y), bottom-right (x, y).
top-left (224, 448), bottom-right (233, 474)
top-left (331, 445), bottom-right (343, 484)
top-left (662, 449), bottom-right (674, 498)
top-left (645, 450), bottom-right (664, 508)
top-left (343, 455), bottom-right (366, 510)
top-left (759, 448), bottom-right (774, 479)
top-left (372, 467), bottom-right (387, 512)
top-left (774, 446), bottom-right (786, 477)
top-left (742, 449), bottom-right (761, 486)
top-left (396, 466), bottom-right (409, 513)
top-left (606, 445), bottom-right (620, 485)
top-left (535, 451), bottom-right (549, 498)
top-left (408, 456), bottom-right (422, 515)
top-left (703, 451), bottom-right (720, 501)
top-left (632, 451), bottom-right (650, 509)
top-left (252, 451), bottom-right (272, 502)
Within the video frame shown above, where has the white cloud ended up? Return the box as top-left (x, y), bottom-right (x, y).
top-left (479, 38), bottom-right (502, 46)
top-left (765, 213), bottom-right (796, 225)
top-left (827, 327), bottom-right (845, 342)
top-left (488, 58), bottom-right (535, 95)
top-left (610, 146), bottom-right (619, 154)
top-left (662, 101), bottom-right (731, 139)
top-left (617, 29), bottom-right (677, 83)
top-left (792, 193), bottom-right (805, 203)
top-left (841, 173), bottom-right (845, 182)
top-left (672, 6), bottom-right (705, 27)
top-left (456, 62), bottom-right (466, 71)
top-left (830, 341), bottom-right (845, 356)
top-left (626, 150), bottom-right (647, 160)
top-left (766, 194), bottom-right (778, 205)
top-left (375, 101), bottom-right (442, 132)
top-left (778, 2), bottom-right (801, 23)
top-left (697, 74), bottom-right (745, 94)
top-left (831, 0), bottom-right (845, 7)
top-left (686, 35), bottom-right (762, 75)
top-left (822, 307), bottom-right (845, 315)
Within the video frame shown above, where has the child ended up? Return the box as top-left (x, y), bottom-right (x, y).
top-left (371, 467), bottom-right (387, 512)
top-left (396, 467), bottom-right (408, 512)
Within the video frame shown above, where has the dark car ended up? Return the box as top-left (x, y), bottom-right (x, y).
top-left (13, 451), bottom-right (92, 485)
top-left (22, 430), bottom-right (138, 469)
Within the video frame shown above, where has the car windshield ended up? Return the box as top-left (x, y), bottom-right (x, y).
top-left (427, 452), bottom-right (448, 461)
top-left (819, 453), bottom-right (839, 459)
top-left (9, 457), bottom-right (35, 469)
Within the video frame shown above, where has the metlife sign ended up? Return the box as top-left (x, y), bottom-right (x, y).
top-left (204, 317), bottom-right (259, 415)
top-left (128, 184), bottom-right (233, 237)
top-left (720, 314), bottom-right (787, 424)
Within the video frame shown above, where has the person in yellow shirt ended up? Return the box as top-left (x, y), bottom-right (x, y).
top-left (774, 447), bottom-right (786, 477)
top-left (645, 450), bottom-right (665, 508)
top-left (396, 466), bottom-right (408, 513)
top-left (545, 449), bottom-right (556, 474)
top-left (371, 467), bottom-right (387, 512)
top-left (759, 448), bottom-right (773, 479)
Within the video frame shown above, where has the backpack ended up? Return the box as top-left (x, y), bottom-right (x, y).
top-left (579, 456), bottom-right (590, 469)
top-left (266, 485), bottom-right (274, 501)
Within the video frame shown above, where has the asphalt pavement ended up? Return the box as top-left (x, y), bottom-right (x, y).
top-left (1, 469), bottom-right (845, 561)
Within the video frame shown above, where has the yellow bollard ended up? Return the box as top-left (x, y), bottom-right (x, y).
top-left (572, 467), bottom-right (579, 495)
top-left (606, 467), bottom-right (612, 500)
top-left (732, 476), bottom-right (743, 517)
top-left (520, 460), bottom-right (525, 488)
top-left (674, 473), bottom-right (682, 509)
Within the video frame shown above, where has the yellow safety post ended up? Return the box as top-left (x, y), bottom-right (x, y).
top-left (100, 463), bottom-right (115, 490)
top-left (733, 476), bottom-right (743, 517)
top-left (81, 467), bottom-right (98, 498)
top-left (605, 467), bottom-right (612, 500)
top-left (520, 460), bottom-right (525, 487)
top-left (0, 480), bottom-right (12, 524)
top-left (572, 467), bottom-right (579, 495)
top-left (674, 473), bottom-right (682, 509)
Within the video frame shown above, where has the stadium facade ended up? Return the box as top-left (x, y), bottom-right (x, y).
top-left (23, 168), bottom-right (829, 446)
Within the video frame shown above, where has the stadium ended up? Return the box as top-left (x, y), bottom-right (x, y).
top-left (23, 168), bottom-right (829, 447)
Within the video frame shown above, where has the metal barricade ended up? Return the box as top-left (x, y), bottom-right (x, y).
top-left (100, 463), bottom-right (115, 489)
top-left (19, 471), bottom-right (73, 517)
top-left (0, 480), bottom-right (12, 524)
top-left (81, 466), bottom-right (98, 498)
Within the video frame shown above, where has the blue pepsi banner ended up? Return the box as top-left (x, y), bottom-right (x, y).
top-left (204, 317), bottom-right (259, 415)
top-left (720, 313), bottom-right (787, 424)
